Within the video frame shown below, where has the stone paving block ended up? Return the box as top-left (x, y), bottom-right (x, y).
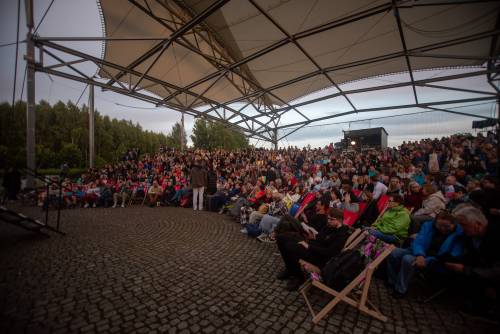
top-left (0, 206), bottom-right (498, 334)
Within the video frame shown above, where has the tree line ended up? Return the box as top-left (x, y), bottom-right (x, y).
top-left (190, 118), bottom-right (249, 150)
top-left (0, 101), bottom-right (248, 169)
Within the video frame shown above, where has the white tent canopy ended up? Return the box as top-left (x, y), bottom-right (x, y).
top-left (33, 0), bottom-right (500, 144)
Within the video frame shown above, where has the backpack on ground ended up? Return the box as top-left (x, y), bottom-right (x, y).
top-left (321, 249), bottom-right (365, 290)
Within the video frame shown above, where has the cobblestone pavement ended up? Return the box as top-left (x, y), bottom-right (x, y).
top-left (0, 206), bottom-right (497, 334)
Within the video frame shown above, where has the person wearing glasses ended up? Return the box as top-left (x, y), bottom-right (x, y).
top-left (276, 208), bottom-right (349, 291)
top-left (386, 211), bottom-right (463, 298)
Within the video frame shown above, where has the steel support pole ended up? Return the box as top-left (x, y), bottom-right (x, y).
top-left (44, 181), bottom-right (49, 224)
top-left (25, 0), bottom-right (35, 188)
top-left (497, 97), bottom-right (499, 177)
top-left (57, 176), bottom-right (62, 231)
top-left (88, 84), bottom-right (95, 168)
top-left (180, 112), bottom-right (185, 151)
top-left (273, 128), bottom-right (278, 150)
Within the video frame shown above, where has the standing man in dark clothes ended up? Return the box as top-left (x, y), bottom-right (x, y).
top-left (3, 167), bottom-right (21, 200)
top-left (276, 209), bottom-right (350, 291)
top-left (207, 166), bottom-right (217, 195)
top-left (448, 204), bottom-right (500, 320)
top-left (190, 158), bottom-right (207, 211)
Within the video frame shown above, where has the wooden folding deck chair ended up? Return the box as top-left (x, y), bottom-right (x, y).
top-left (343, 227), bottom-right (363, 250)
top-left (376, 194), bottom-right (390, 215)
top-left (343, 202), bottom-right (367, 227)
top-left (299, 231), bottom-right (396, 323)
top-left (128, 185), bottom-right (148, 206)
top-left (299, 228), bottom-right (363, 275)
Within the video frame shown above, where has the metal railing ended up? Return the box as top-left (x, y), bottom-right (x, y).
top-left (20, 167), bottom-right (69, 234)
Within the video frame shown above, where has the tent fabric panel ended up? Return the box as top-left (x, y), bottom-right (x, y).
top-left (246, 43), bottom-right (317, 89)
top-left (329, 57), bottom-right (409, 86)
top-left (400, 2), bottom-right (499, 51)
top-left (201, 76), bottom-right (246, 104)
top-left (251, 0), bottom-right (390, 35)
top-left (199, 0), bottom-right (286, 59)
top-left (270, 75), bottom-right (331, 106)
top-left (294, 11), bottom-right (402, 74)
top-left (97, 0), bottom-right (500, 113)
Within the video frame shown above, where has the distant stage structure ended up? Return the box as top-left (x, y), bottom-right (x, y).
top-left (343, 127), bottom-right (389, 150)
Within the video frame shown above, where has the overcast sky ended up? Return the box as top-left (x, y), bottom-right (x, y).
top-left (1, 0), bottom-right (497, 149)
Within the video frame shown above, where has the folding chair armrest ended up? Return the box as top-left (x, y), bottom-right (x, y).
top-left (344, 228), bottom-right (362, 250)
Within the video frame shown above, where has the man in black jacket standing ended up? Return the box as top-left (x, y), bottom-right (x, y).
top-left (190, 158), bottom-right (208, 211)
top-left (276, 209), bottom-right (350, 291)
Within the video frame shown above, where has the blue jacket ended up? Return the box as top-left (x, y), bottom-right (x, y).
top-left (412, 173), bottom-right (425, 186)
top-left (411, 221), bottom-right (463, 261)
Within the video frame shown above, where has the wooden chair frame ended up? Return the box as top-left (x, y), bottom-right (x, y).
top-left (299, 228), bottom-right (364, 275)
top-left (128, 187), bottom-right (148, 207)
top-left (343, 228), bottom-right (363, 250)
top-left (299, 231), bottom-right (396, 323)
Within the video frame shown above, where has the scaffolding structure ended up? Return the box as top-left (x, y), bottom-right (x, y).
top-left (22, 0), bottom-right (500, 186)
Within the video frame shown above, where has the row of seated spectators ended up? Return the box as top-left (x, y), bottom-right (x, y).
top-left (210, 131), bottom-right (498, 321)
top-left (34, 131), bottom-right (499, 321)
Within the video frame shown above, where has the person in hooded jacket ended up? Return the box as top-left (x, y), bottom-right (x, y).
top-left (410, 184), bottom-right (446, 234)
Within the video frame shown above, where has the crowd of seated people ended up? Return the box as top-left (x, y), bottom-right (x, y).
top-left (32, 131), bottom-right (499, 320)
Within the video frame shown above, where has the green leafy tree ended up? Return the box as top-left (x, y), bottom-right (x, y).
top-left (0, 101), bottom-right (171, 169)
top-left (36, 144), bottom-right (57, 169)
top-left (191, 119), bottom-right (248, 150)
top-left (191, 119), bottom-right (210, 149)
top-left (166, 122), bottom-right (187, 149)
top-left (57, 143), bottom-right (82, 168)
